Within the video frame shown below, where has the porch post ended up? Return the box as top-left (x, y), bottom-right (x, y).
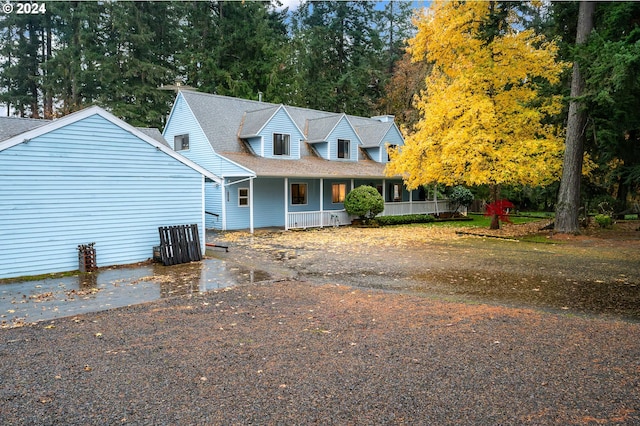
top-left (284, 177), bottom-right (289, 230)
top-left (409, 189), bottom-right (413, 214)
top-left (434, 184), bottom-right (439, 216)
top-left (320, 178), bottom-right (324, 227)
top-left (221, 179), bottom-right (227, 230)
top-left (382, 179), bottom-right (386, 201)
top-left (249, 177), bottom-right (254, 234)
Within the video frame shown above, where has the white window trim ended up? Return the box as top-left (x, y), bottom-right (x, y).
top-left (273, 133), bottom-right (291, 157)
top-left (174, 133), bottom-right (190, 151)
top-left (331, 183), bottom-right (347, 204)
top-left (337, 138), bottom-right (350, 160)
top-left (238, 187), bottom-right (249, 207)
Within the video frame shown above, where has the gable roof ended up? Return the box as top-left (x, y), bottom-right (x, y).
top-left (136, 127), bottom-right (170, 147)
top-left (0, 116), bottom-right (50, 142)
top-left (353, 120), bottom-right (394, 148)
top-left (239, 105), bottom-right (280, 138)
top-left (306, 115), bottom-right (343, 143)
top-left (0, 106), bottom-right (221, 183)
top-left (177, 90), bottom-right (401, 154)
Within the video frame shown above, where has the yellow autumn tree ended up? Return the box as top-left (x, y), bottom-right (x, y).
top-left (386, 1), bottom-right (568, 227)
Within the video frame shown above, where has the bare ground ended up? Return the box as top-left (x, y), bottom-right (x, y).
top-left (1, 220), bottom-right (639, 425)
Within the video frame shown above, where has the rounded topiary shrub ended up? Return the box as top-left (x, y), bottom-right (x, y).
top-left (344, 185), bottom-right (385, 221)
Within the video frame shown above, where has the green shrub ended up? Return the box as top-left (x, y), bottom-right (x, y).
top-left (377, 214), bottom-right (435, 226)
top-left (448, 185), bottom-right (474, 212)
top-left (344, 185), bottom-right (384, 220)
top-left (595, 214), bottom-right (612, 228)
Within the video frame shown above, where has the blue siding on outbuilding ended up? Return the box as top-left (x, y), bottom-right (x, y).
top-left (0, 114), bottom-right (206, 279)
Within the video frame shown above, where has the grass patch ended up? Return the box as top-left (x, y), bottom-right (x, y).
top-left (0, 270), bottom-right (81, 285)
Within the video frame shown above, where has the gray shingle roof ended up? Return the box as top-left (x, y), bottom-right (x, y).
top-left (239, 106), bottom-right (280, 138)
top-left (177, 91), bottom-right (403, 178)
top-left (136, 127), bottom-right (170, 147)
top-left (306, 114), bottom-right (343, 143)
top-left (0, 116), bottom-right (51, 142)
top-left (353, 121), bottom-right (393, 148)
top-left (222, 152), bottom-right (388, 178)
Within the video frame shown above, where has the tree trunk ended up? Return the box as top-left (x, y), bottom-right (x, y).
top-left (555, 1), bottom-right (595, 234)
top-left (489, 184), bottom-right (500, 230)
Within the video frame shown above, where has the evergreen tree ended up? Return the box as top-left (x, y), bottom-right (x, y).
top-left (0, 11), bottom-right (49, 117)
top-left (292, 0), bottom-right (385, 115)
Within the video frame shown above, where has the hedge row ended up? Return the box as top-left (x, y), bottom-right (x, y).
top-left (376, 214), bottom-right (436, 226)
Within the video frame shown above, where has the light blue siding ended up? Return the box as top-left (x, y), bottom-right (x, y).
top-left (163, 95), bottom-right (214, 166)
top-left (365, 147), bottom-right (381, 162)
top-left (260, 109), bottom-right (304, 160)
top-left (379, 126), bottom-right (405, 163)
top-left (253, 178), bottom-right (285, 228)
top-left (164, 95), bottom-right (250, 177)
top-left (288, 179), bottom-right (320, 212)
top-left (206, 183), bottom-right (223, 229)
top-left (0, 114), bottom-right (205, 279)
top-left (323, 179), bottom-right (352, 210)
top-left (224, 179), bottom-right (251, 230)
top-left (315, 142), bottom-right (329, 159)
top-left (247, 136), bottom-right (263, 156)
top-left (328, 118), bottom-right (359, 161)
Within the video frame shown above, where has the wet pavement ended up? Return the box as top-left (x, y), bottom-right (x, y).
top-left (0, 256), bottom-right (278, 327)
top-left (2, 225), bottom-right (639, 327)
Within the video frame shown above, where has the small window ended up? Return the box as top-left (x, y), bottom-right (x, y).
top-left (174, 134), bottom-right (189, 151)
top-left (291, 183), bottom-right (307, 205)
top-left (393, 184), bottom-right (402, 202)
top-left (332, 183), bottom-right (346, 203)
top-left (337, 139), bottom-right (350, 159)
top-left (274, 133), bottom-right (290, 156)
top-left (238, 188), bottom-right (249, 207)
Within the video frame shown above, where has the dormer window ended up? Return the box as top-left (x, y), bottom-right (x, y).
top-left (274, 133), bottom-right (290, 156)
top-left (174, 134), bottom-right (189, 151)
top-left (337, 139), bottom-right (350, 159)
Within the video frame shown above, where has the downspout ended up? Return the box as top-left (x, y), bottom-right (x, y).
top-left (201, 176), bottom-right (206, 254)
top-left (249, 177), bottom-right (254, 234)
top-left (284, 177), bottom-right (289, 230)
top-left (221, 178), bottom-right (227, 230)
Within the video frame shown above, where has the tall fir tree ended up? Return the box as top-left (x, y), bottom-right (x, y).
top-left (292, 0), bottom-right (385, 115)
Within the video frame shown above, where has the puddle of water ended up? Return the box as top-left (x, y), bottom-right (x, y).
top-left (0, 258), bottom-right (271, 326)
top-left (410, 270), bottom-right (640, 321)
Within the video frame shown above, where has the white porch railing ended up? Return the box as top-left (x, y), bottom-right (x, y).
top-left (379, 200), bottom-right (453, 217)
top-left (286, 199), bottom-right (457, 230)
top-left (287, 210), bottom-right (351, 230)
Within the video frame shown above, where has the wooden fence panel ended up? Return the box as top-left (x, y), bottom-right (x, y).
top-left (158, 224), bottom-right (202, 266)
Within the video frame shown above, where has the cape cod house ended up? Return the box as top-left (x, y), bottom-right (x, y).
top-left (163, 91), bottom-right (451, 232)
top-left (0, 106), bottom-right (219, 280)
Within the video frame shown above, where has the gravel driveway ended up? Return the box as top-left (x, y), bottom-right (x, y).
top-left (1, 221), bottom-right (639, 425)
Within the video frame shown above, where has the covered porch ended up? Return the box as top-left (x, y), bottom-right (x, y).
top-left (285, 177), bottom-right (455, 230)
